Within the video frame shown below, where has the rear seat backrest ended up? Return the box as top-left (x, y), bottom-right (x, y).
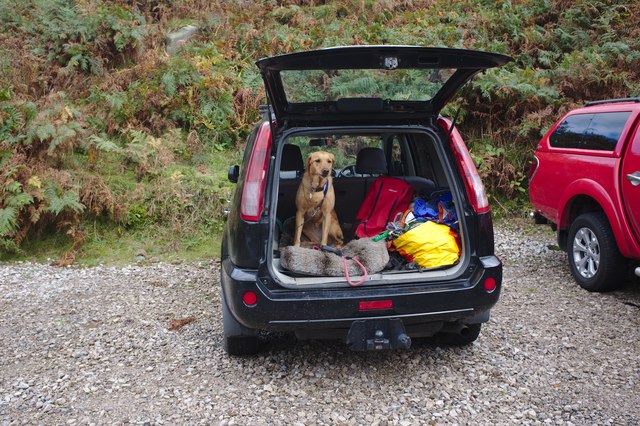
top-left (280, 144), bottom-right (304, 176)
top-left (355, 147), bottom-right (388, 195)
top-left (397, 176), bottom-right (436, 198)
top-left (382, 145), bottom-right (437, 197)
top-left (355, 147), bottom-right (387, 174)
top-left (332, 147), bottom-right (387, 230)
top-left (291, 145), bottom-right (437, 234)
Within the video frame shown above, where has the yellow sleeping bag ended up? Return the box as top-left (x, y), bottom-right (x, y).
top-left (392, 221), bottom-right (460, 268)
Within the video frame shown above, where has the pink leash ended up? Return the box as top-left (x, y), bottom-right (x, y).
top-left (342, 255), bottom-right (368, 287)
top-left (314, 245), bottom-right (368, 287)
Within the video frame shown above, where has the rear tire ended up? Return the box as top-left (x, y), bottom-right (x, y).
top-left (220, 289), bottom-right (259, 356)
top-left (438, 323), bottom-right (481, 346)
top-left (225, 335), bottom-right (259, 356)
top-left (567, 212), bottom-right (626, 292)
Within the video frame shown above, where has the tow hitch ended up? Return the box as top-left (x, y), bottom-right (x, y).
top-left (346, 319), bottom-right (411, 351)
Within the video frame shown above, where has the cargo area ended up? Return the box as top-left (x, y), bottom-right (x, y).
top-left (269, 128), bottom-right (469, 288)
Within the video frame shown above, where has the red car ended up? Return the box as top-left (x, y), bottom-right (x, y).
top-left (529, 98), bottom-right (640, 292)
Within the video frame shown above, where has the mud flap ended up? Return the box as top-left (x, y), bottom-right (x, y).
top-left (346, 318), bottom-right (411, 351)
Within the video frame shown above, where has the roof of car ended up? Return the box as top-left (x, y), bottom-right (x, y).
top-left (584, 98), bottom-right (640, 108)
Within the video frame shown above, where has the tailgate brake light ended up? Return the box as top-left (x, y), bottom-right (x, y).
top-left (240, 122), bottom-right (272, 221)
top-left (438, 118), bottom-right (490, 214)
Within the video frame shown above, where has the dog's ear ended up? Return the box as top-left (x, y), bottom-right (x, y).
top-left (328, 153), bottom-right (335, 165)
top-left (305, 153), bottom-right (314, 172)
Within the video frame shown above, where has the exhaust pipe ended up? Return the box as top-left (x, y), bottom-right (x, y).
top-left (635, 267), bottom-right (640, 278)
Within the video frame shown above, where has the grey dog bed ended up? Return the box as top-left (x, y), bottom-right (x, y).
top-left (280, 238), bottom-right (389, 277)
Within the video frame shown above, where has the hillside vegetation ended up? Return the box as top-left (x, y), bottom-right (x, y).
top-left (1, 0), bottom-right (639, 263)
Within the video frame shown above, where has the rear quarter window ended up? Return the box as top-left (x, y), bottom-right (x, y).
top-left (550, 111), bottom-right (631, 151)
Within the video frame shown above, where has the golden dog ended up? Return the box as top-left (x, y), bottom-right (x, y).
top-left (293, 151), bottom-right (344, 247)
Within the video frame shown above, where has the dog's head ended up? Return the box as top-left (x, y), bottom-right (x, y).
top-left (306, 151), bottom-right (335, 178)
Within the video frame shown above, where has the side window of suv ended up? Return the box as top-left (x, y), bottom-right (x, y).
top-left (549, 114), bottom-right (592, 149)
top-left (550, 112), bottom-right (631, 151)
top-left (583, 112), bottom-right (631, 150)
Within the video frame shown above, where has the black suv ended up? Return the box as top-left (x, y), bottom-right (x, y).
top-left (221, 46), bottom-right (510, 355)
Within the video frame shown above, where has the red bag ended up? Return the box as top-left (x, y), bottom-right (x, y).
top-left (354, 177), bottom-right (414, 238)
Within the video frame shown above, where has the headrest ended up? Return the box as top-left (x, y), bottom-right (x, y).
top-left (280, 144), bottom-right (304, 172)
top-left (355, 147), bottom-right (387, 174)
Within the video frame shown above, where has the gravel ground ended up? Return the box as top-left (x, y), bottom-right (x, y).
top-left (1, 220), bottom-right (640, 425)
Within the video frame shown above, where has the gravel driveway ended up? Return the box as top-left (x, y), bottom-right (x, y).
top-left (1, 221), bottom-right (639, 425)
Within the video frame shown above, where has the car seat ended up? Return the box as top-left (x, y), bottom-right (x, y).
top-left (280, 144), bottom-right (304, 176)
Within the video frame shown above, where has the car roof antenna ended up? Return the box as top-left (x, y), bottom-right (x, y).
top-left (448, 107), bottom-right (461, 137)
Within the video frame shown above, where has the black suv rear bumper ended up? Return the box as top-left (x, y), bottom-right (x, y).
top-left (220, 256), bottom-right (502, 332)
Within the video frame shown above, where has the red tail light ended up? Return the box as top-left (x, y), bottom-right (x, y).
top-left (243, 291), bottom-right (258, 306)
top-left (240, 122), bottom-right (272, 221)
top-left (438, 118), bottom-right (490, 214)
top-left (483, 277), bottom-right (497, 293)
top-left (359, 300), bottom-right (393, 311)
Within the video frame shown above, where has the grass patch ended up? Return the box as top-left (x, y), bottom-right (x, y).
top-left (0, 144), bottom-right (241, 265)
top-left (78, 223), bottom-right (221, 266)
top-left (0, 232), bottom-right (75, 263)
top-left (1, 222), bottom-right (221, 265)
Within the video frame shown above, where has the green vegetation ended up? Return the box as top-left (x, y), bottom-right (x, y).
top-left (1, 0), bottom-right (639, 263)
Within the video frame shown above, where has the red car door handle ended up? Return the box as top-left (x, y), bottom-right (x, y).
top-left (627, 172), bottom-right (640, 186)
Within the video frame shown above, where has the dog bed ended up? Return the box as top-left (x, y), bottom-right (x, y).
top-left (280, 238), bottom-right (389, 277)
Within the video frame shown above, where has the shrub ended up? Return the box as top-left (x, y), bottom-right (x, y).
top-left (4, 0), bottom-right (148, 74)
top-left (2, 0), bottom-right (640, 254)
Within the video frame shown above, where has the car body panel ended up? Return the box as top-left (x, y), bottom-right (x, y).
top-left (256, 46), bottom-right (512, 123)
top-left (529, 101), bottom-right (640, 259)
top-left (221, 119), bottom-right (503, 335)
top-left (621, 127), bottom-right (640, 242)
top-left (221, 255), bottom-right (502, 331)
top-left (558, 177), bottom-right (639, 257)
top-left (220, 46), bottom-right (508, 350)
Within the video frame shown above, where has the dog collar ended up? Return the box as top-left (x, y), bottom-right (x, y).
top-left (309, 180), bottom-right (329, 200)
top-left (313, 180), bottom-right (329, 193)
